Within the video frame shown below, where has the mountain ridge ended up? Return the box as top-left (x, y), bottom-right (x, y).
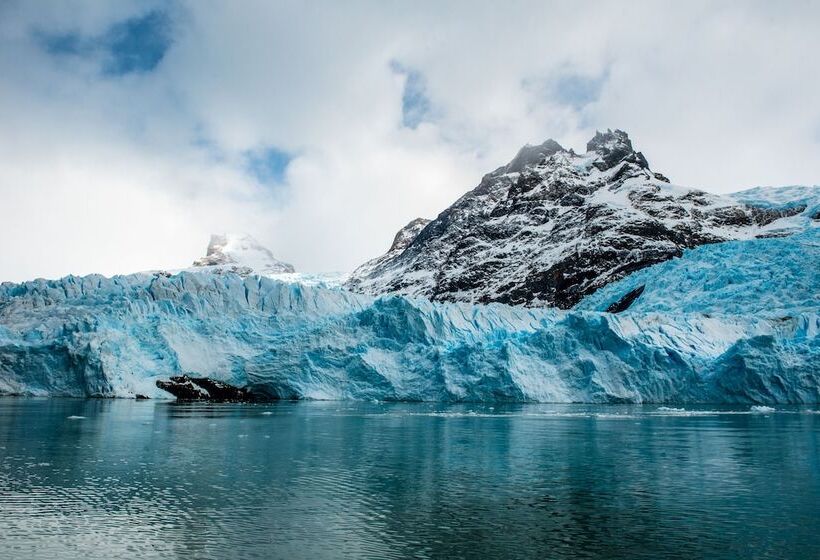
top-left (346, 130), bottom-right (818, 308)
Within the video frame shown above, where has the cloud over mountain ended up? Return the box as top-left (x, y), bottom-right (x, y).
top-left (0, 0), bottom-right (818, 281)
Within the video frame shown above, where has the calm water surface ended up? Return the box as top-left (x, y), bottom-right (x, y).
top-left (0, 399), bottom-right (818, 559)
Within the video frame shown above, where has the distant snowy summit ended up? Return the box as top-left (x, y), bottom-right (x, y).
top-left (346, 129), bottom-right (820, 309)
top-left (190, 233), bottom-right (295, 276)
top-left (183, 233), bottom-right (347, 288)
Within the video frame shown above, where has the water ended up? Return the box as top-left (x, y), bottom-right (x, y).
top-left (0, 399), bottom-right (818, 559)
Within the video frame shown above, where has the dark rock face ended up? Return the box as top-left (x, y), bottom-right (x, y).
top-left (156, 376), bottom-right (210, 400)
top-left (506, 139), bottom-right (565, 173)
top-left (346, 129), bottom-right (810, 309)
top-left (388, 218), bottom-right (431, 252)
top-left (156, 375), bottom-right (256, 402)
top-left (749, 204), bottom-right (806, 226)
top-left (346, 218), bottom-right (431, 284)
top-left (606, 285), bottom-right (646, 313)
top-left (586, 129), bottom-right (648, 171)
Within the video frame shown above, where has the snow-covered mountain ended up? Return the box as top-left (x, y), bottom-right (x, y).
top-left (347, 130), bottom-right (818, 308)
top-left (346, 218), bottom-right (430, 283)
top-left (152, 233), bottom-right (348, 289)
top-left (190, 233), bottom-right (295, 275)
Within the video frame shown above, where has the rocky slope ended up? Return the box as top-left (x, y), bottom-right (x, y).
top-left (346, 218), bottom-right (430, 283)
top-left (346, 130), bottom-right (815, 308)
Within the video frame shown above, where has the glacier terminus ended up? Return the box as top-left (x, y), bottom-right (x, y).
top-left (1, 230), bottom-right (817, 403)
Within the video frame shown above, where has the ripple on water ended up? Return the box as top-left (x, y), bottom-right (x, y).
top-left (0, 399), bottom-right (818, 559)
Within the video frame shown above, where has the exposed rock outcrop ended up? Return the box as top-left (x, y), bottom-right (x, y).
top-left (156, 375), bottom-right (257, 402)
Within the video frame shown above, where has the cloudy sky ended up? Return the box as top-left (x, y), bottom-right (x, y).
top-left (1, 0), bottom-right (818, 281)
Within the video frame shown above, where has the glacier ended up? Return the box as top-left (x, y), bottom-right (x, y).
top-left (576, 228), bottom-right (820, 316)
top-left (1, 227), bottom-right (818, 403)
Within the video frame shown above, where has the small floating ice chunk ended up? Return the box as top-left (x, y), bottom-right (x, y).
top-left (261, 411), bottom-right (273, 416)
top-left (656, 406), bottom-right (685, 412)
top-left (750, 405), bottom-right (775, 413)
top-left (67, 415), bottom-right (85, 420)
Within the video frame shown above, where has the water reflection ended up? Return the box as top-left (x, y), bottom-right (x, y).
top-left (0, 399), bottom-right (818, 559)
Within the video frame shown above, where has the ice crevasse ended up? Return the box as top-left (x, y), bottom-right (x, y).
top-left (0, 230), bottom-right (818, 403)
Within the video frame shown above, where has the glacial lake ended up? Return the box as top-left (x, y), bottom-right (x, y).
top-left (0, 399), bottom-right (818, 559)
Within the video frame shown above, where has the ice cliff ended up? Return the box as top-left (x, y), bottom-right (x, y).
top-left (1, 227), bottom-right (817, 403)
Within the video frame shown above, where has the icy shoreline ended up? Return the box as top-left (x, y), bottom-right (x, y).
top-left (2, 227), bottom-right (817, 403)
top-left (1, 269), bottom-right (817, 403)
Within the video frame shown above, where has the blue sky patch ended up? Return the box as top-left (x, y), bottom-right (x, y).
top-left (390, 61), bottom-right (432, 129)
top-left (40, 32), bottom-right (85, 56)
top-left (244, 147), bottom-right (292, 185)
top-left (101, 11), bottom-right (173, 76)
top-left (550, 70), bottom-right (609, 110)
top-left (36, 10), bottom-right (173, 76)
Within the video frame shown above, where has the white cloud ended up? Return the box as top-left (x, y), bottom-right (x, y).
top-left (0, 0), bottom-right (818, 281)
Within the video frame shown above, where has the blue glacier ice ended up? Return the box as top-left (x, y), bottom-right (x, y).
top-left (576, 228), bottom-right (820, 316)
top-left (0, 229), bottom-right (818, 403)
top-left (729, 185), bottom-right (820, 212)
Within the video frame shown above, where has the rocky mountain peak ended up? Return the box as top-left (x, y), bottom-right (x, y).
top-left (389, 218), bottom-right (431, 252)
top-left (586, 129), bottom-right (649, 171)
top-left (505, 139), bottom-right (565, 173)
top-left (346, 130), bottom-right (816, 309)
top-left (191, 233), bottom-right (294, 275)
top-left (195, 234), bottom-right (238, 267)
